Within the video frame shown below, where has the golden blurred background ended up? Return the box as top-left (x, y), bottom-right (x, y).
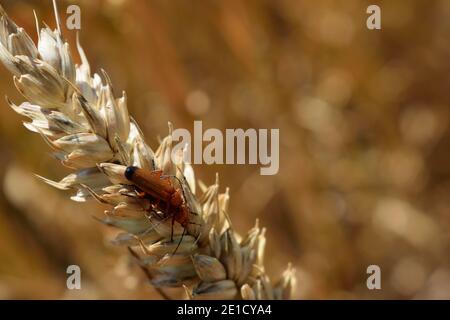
top-left (0, 0), bottom-right (449, 299)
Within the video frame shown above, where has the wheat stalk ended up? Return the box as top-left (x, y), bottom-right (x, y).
top-left (0, 1), bottom-right (295, 300)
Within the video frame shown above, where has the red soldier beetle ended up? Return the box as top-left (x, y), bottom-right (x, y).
top-left (124, 166), bottom-right (199, 247)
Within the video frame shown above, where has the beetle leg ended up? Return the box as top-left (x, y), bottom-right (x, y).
top-left (170, 214), bottom-right (175, 242)
top-left (135, 188), bottom-right (146, 198)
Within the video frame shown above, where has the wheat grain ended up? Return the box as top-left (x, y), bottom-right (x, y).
top-left (0, 2), bottom-right (295, 300)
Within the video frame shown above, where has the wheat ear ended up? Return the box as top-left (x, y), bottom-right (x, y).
top-left (0, 2), bottom-right (295, 300)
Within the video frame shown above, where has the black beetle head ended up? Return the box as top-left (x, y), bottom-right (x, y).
top-left (125, 166), bottom-right (138, 180)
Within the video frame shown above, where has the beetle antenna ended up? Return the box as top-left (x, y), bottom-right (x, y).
top-left (170, 227), bottom-right (187, 257)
